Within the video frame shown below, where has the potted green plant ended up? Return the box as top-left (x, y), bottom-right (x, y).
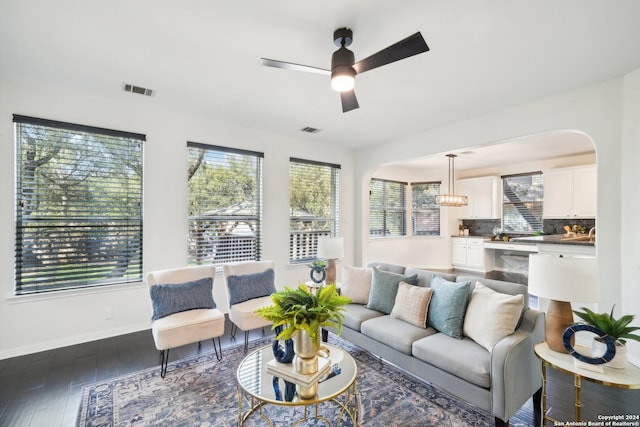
top-left (256, 283), bottom-right (351, 381)
top-left (573, 305), bottom-right (640, 368)
top-left (256, 283), bottom-right (351, 346)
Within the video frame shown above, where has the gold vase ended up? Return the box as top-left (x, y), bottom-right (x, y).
top-left (293, 329), bottom-right (319, 399)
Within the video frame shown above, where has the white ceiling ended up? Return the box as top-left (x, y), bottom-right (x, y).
top-left (2, 1), bottom-right (639, 168)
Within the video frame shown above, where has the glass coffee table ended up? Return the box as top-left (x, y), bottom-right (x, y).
top-left (236, 343), bottom-right (358, 426)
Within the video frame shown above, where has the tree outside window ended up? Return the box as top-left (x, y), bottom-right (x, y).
top-left (186, 143), bottom-right (263, 266)
top-left (14, 115), bottom-right (143, 294)
top-left (369, 179), bottom-right (407, 237)
top-left (289, 158), bottom-right (340, 263)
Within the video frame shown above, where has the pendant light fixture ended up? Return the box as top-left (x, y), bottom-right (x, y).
top-left (435, 154), bottom-right (468, 207)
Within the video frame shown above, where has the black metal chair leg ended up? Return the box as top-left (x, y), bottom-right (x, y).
top-left (230, 323), bottom-right (237, 339)
top-left (159, 349), bottom-right (170, 378)
top-left (212, 337), bottom-right (222, 361)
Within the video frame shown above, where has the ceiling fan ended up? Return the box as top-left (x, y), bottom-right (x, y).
top-left (259, 28), bottom-right (429, 113)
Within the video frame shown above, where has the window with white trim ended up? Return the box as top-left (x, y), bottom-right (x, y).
top-left (411, 182), bottom-right (441, 236)
top-left (369, 178), bottom-right (407, 237)
top-left (289, 158), bottom-right (340, 263)
top-left (187, 143), bottom-right (263, 266)
top-left (14, 115), bottom-right (144, 294)
top-left (502, 172), bottom-right (544, 233)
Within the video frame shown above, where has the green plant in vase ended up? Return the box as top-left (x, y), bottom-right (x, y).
top-left (256, 283), bottom-right (351, 348)
top-left (573, 305), bottom-right (640, 368)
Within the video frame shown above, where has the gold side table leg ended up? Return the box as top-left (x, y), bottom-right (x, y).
top-left (574, 374), bottom-right (582, 421)
top-left (541, 361), bottom-right (548, 426)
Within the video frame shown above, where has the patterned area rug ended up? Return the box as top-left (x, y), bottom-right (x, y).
top-left (77, 335), bottom-right (534, 426)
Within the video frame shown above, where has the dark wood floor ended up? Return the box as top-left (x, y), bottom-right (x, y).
top-left (1, 316), bottom-right (638, 427)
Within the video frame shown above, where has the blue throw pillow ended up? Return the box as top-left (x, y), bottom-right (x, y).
top-left (150, 277), bottom-right (215, 321)
top-left (227, 268), bottom-right (276, 306)
top-left (367, 268), bottom-right (418, 314)
top-left (428, 275), bottom-right (471, 339)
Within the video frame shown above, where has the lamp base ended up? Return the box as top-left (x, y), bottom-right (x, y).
top-left (546, 299), bottom-right (574, 353)
top-left (326, 259), bottom-right (337, 285)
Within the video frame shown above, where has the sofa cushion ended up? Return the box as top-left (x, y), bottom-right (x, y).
top-left (412, 333), bottom-right (491, 388)
top-left (150, 277), bottom-right (216, 321)
top-left (427, 276), bottom-right (471, 339)
top-left (365, 261), bottom-right (406, 275)
top-left (341, 304), bottom-right (386, 331)
top-left (341, 265), bottom-right (373, 304)
top-left (390, 281), bottom-right (433, 328)
top-left (367, 268), bottom-right (418, 314)
top-left (226, 268), bottom-right (276, 306)
top-left (463, 283), bottom-right (525, 352)
top-left (361, 315), bottom-right (437, 355)
top-left (405, 268), bottom-right (456, 287)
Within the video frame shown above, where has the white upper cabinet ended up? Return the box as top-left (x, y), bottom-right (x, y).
top-left (456, 176), bottom-right (500, 219)
top-left (542, 165), bottom-right (596, 219)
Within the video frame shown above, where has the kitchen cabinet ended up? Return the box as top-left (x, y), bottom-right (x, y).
top-left (452, 237), bottom-right (490, 271)
top-left (456, 176), bottom-right (500, 219)
top-left (543, 165), bottom-right (596, 219)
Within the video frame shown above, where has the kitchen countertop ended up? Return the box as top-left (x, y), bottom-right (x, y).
top-left (510, 234), bottom-right (595, 246)
top-left (452, 234), bottom-right (595, 246)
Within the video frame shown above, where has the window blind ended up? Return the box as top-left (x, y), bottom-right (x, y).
top-left (411, 182), bottom-right (441, 236)
top-left (14, 115), bottom-right (144, 294)
top-left (502, 172), bottom-right (544, 233)
top-left (289, 158), bottom-right (340, 263)
top-left (187, 142), bottom-right (263, 266)
top-left (369, 178), bottom-right (407, 237)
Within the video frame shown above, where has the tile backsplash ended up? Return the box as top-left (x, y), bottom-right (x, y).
top-left (460, 218), bottom-right (596, 237)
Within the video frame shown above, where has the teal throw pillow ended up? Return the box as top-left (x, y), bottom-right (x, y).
top-left (428, 276), bottom-right (471, 339)
top-left (367, 268), bottom-right (418, 314)
top-left (150, 277), bottom-right (215, 321)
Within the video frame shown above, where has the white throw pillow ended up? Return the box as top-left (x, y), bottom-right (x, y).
top-left (390, 281), bottom-right (433, 328)
top-left (463, 283), bottom-right (525, 352)
top-left (340, 265), bottom-right (373, 304)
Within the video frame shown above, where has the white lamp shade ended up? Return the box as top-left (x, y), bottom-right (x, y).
top-left (528, 254), bottom-right (599, 303)
top-left (317, 236), bottom-right (344, 260)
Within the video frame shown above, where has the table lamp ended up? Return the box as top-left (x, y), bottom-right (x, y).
top-left (317, 236), bottom-right (344, 285)
top-left (528, 254), bottom-right (599, 353)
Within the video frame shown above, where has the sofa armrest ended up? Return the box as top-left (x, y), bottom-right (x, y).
top-left (490, 309), bottom-right (545, 421)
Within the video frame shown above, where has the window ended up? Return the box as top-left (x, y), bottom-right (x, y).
top-left (187, 143), bottom-right (263, 266)
top-left (14, 115), bottom-right (144, 294)
top-left (369, 179), bottom-right (407, 237)
top-left (502, 172), bottom-right (544, 233)
top-left (289, 158), bottom-right (340, 263)
top-left (411, 182), bottom-right (441, 236)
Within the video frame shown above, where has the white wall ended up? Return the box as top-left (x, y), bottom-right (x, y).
top-left (0, 76), bottom-right (355, 359)
top-left (621, 68), bottom-right (640, 362)
top-left (355, 76), bottom-right (640, 364)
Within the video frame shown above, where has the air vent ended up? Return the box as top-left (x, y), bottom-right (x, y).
top-left (300, 126), bottom-right (321, 134)
top-left (123, 83), bottom-right (154, 97)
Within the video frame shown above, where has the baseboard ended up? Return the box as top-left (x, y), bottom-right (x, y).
top-left (0, 322), bottom-right (151, 360)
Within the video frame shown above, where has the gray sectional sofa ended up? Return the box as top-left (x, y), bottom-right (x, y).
top-left (332, 262), bottom-right (544, 427)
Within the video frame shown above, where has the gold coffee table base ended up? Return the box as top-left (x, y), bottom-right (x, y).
top-left (236, 343), bottom-right (358, 427)
top-left (237, 381), bottom-right (358, 426)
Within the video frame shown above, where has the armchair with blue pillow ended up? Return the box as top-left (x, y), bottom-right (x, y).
top-left (223, 260), bottom-right (276, 353)
top-left (147, 265), bottom-right (225, 377)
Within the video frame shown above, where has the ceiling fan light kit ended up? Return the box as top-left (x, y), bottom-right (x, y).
top-left (260, 27), bottom-right (429, 112)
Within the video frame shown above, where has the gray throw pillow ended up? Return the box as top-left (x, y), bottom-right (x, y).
top-left (150, 277), bottom-right (215, 321)
top-left (227, 268), bottom-right (276, 306)
top-left (428, 275), bottom-right (471, 339)
top-left (366, 268), bottom-right (418, 314)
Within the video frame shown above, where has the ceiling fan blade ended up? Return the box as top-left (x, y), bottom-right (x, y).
top-left (353, 32), bottom-right (429, 75)
top-left (259, 58), bottom-right (330, 75)
top-left (340, 90), bottom-right (359, 113)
